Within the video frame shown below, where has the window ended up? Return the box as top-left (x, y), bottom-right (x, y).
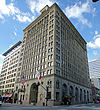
top-left (48, 70), bottom-right (50, 74)
top-left (47, 92), bottom-right (51, 99)
top-left (51, 41), bottom-right (53, 46)
top-left (56, 62), bottom-right (60, 67)
top-left (44, 71), bottom-right (46, 76)
top-left (48, 55), bottom-right (50, 60)
top-left (51, 54), bottom-right (53, 59)
top-left (56, 48), bottom-right (60, 54)
top-left (51, 48), bottom-right (53, 52)
top-left (49, 42), bottom-right (50, 47)
top-left (47, 81), bottom-right (52, 88)
top-left (50, 81), bottom-right (52, 88)
top-left (42, 52), bottom-right (44, 56)
top-left (50, 69), bottom-right (53, 74)
top-left (56, 80), bottom-right (60, 89)
top-left (56, 69), bottom-right (60, 75)
top-left (48, 49), bottom-right (50, 53)
top-left (56, 92), bottom-right (59, 101)
top-left (49, 26), bottom-right (51, 30)
top-left (51, 61), bottom-right (53, 66)
top-left (44, 64), bottom-right (46, 68)
top-left (42, 46), bottom-right (45, 50)
top-left (49, 30), bottom-right (53, 35)
top-left (42, 59), bottom-right (44, 62)
top-left (45, 51), bottom-right (47, 55)
top-left (56, 55), bottom-right (60, 60)
top-left (45, 45), bottom-right (47, 49)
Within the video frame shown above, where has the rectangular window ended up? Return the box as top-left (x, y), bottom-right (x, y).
top-left (48, 49), bottom-right (50, 53)
top-left (47, 92), bottom-right (51, 99)
top-left (51, 54), bottom-right (53, 59)
top-left (48, 70), bottom-right (50, 74)
top-left (48, 55), bottom-right (50, 60)
top-left (51, 48), bottom-right (53, 52)
top-left (51, 61), bottom-right (53, 66)
top-left (50, 69), bottom-right (53, 74)
top-left (56, 92), bottom-right (59, 101)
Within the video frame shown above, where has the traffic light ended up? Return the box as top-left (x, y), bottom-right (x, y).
top-left (92, 0), bottom-right (99, 2)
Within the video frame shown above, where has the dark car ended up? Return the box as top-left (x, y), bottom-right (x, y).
top-left (0, 95), bottom-right (2, 106)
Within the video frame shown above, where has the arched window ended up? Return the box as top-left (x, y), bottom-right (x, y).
top-left (69, 86), bottom-right (73, 96)
top-left (80, 89), bottom-right (82, 101)
top-left (87, 91), bottom-right (89, 102)
top-left (62, 84), bottom-right (67, 98)
top-left (75, 87), bottom-right (78, 102)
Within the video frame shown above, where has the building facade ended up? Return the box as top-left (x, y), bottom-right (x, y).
top-left (0, 41), bottom-right (22, 95)
top-left (91, 78), bottom-right (100, 89)
top-left (89, 58), bottom-right (100, 99)
top-left (15, 3), bottom-right (91, 105)
top-left (89, 58), bottom-right (100, 79)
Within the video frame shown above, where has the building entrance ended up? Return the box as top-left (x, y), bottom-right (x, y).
top-left (30, 83), bottom-right (38, 104)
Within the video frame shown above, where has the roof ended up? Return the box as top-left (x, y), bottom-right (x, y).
top-left (3, 41), bottom-right (22, 56)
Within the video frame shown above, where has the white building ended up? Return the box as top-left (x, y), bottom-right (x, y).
top-left (89, 58), bottom-right (100, 89)
top-left (89, 58), bottom-right (100, 78)
top-left (91, 78), bottom-right (100, 89)
top-left (0, 41), bottom-right (22, 95)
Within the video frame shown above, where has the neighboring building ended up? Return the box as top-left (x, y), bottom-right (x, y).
top-left (89, 58), bottom-right (100, 100)
top-left (14, 3), bottom-right (91, 105)
top-left (91, 78), bottom-right (100, 89)
top-left (91, 85), bottom-right (100, 103)
top-left (0, 41), bottom-right (22, 95)
top-left (89, 58), bottom-right (100, 78)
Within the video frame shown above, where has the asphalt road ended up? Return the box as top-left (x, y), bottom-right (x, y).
top-left (0, 103), bottom-right (100, 110)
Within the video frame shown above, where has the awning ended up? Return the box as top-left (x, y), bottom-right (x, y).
top-left (2, 94), bottom-right (13, 98)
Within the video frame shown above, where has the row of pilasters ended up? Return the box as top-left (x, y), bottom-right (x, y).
top-left (56, 80), bottom-right (92, 104)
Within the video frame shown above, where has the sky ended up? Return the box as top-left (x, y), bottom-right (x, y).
top-left (0, 0), bottom-right (100, 71)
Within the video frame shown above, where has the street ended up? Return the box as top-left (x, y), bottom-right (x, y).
top-left (0, 103), bottom-right (100, 110)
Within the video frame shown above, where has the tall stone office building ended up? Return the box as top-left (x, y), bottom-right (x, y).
top-left (15, 3), bottom-right (91, 105)
top-left (0, 41), bottom-right (22, 95)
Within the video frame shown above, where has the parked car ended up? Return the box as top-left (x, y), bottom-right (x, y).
top-left (95, 100), bottom-right (99, 104)
top-left (0, 95), bottom-right (2, 106)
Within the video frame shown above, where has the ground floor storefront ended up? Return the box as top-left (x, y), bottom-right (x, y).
top-left (14, 75), bottom-right (92, 106)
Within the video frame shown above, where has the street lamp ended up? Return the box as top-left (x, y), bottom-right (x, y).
top-left (46, 85), bottom-right (49, 106)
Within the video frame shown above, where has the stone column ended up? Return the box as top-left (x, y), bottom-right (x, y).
top-left (73, 86), bottom-right (75, 104)
top-left (78, 88), bottom-right (80, 103)
top-left (82, 89), bottom-right (84, 103)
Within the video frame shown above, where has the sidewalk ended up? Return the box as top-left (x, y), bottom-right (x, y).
top-left (2, 103), bottom-right (34, 107)
top-left (2, 102), bottom-right (94, 107)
